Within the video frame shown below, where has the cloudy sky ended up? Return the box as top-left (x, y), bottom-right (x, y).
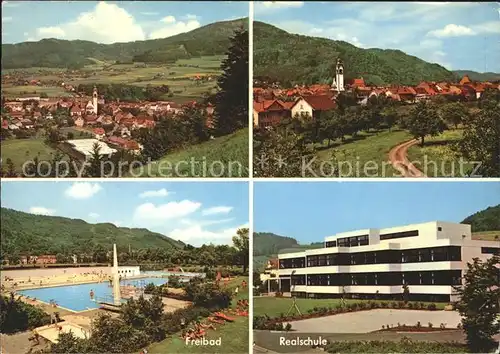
top-left (1, 181), bottom-right (249, 246)
top-left (1, 1), bottom-right (248, 44)
top-left (254, 1), bottom-right (500, 72)
top-left (254, 181), bottom-right (500, 244)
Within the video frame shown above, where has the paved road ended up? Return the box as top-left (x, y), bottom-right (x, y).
top-left (289, 309), bottom-right (461, 333)
top-left (389, 139), bottom-right (426, 177)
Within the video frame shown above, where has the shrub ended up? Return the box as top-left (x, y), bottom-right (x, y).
top-left (428, 322), bottom-right (434, 328)
top-left (0, 294), bottom-right (50, 333)
top-left (168, 275), bottom-right (181, 288)
top-left (381, 302), bottom-right (388, 308)
top-left (427, 303), bottom-right (437, 311)
top-left (416, 321), bottom-right (422, 328)
top-left (285, 323), bottom-right (292, 331)
top-left (407, 302), bottom-right (414, 309)
top-left (440, 323), bottom-right (446, 329)
top-left (325, 338), bottom-right (468, 353)
top-left (183, 278), bottom-right (232, 309)
top-left (390, 301), bottom-right (398, 308)
top-left (397, 301), bottom-right (405, 309)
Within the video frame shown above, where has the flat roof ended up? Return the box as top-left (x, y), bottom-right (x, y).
top-left (66, 139), bottom-right (117, 157)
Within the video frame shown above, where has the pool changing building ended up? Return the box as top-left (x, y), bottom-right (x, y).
top-left (277, 221), bottom-right (500, 302)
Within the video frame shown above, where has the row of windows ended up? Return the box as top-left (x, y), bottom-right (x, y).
top-left (380, 229), bottom-right (419, 240)
top-left (290, 270), bottom-right (462, 286)
top-left (279, 246), bottom-right (462, 269)
top-left (482, 247), bottom-right (500, 255)
top-left (326, 235), bottom-right (369, 248)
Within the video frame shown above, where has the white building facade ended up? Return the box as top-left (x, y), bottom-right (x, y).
top-left (278, 221), bottom-right (499, 302)
top-left (117, 266), bottom-right (141, 278)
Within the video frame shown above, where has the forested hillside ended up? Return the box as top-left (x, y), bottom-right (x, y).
top-left (253, 21), bottom-right (456, 86)
top-left (461, 204), bottom-right (500, 232)
top-left (1, 18), bottom-right (248, 69)
top-left (453, 70), bottom-right (500, 82)
top-left (0, 208), bottom-right (184, 256)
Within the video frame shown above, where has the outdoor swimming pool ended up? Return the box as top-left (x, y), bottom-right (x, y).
top-left (19, 277), bottom-right (167, 312)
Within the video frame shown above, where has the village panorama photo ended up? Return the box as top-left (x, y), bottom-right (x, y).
top-left (1, 1), bottom-right (249, 178)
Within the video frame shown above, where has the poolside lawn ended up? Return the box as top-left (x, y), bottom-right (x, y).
top-left (253, 297), bottom-right (447, 318)
top-left (147, 276), bottom-right (249, 353)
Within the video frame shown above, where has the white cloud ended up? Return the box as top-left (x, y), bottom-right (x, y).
top-left (149, 19), bottom-right (201, 39)
top-left (30, 207), bottom-right (55, 216)
top-left (31, 1), bottom-right (145, 43)
top-left (202, 206), bottom-right (233, 216)
top-left (255, 1), bottom-right (304, 14)
top-left (428, 24), bottom-right (476, 38)
top-left (139, 188), bottom-right (170, 198)
top-left (162, 15), bottom-right (176, 24)
top-left (2, 16), bottom-right (12, 23)
top-left (180, 218), bottom-right (234, 227)
top-left (133, 200), bottom-right (201, 224)
top-left (169, 223), bottom-right (249, 246)
top-left (23, 2), bottom-right (204, 43)
top-left (64, 182), bottom-right (102, 199)
top-left (471, 21), bottom-right (500, 35)
top-left (37, 26), bottom-right (66, 38)
top-left (89, 212), bottom-right (100, 219)
top-left (260, 1), bottom-right (304, 9)
top-left (309, 28), bottom-right (323, 34)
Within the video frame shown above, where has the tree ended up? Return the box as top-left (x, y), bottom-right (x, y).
top-left (440, 102), bottom-right (468, 129)
top-left (0, 293), bottom-right (50, 333)
top-left (4, 158), bottom-right (17, 177)
top-left (85, 142), bottom-right (104, 177)
top-left (455, 104), bottom-right (500, 177)
top-left (402, 284), bottom-right (410, 304)
top-left (381, 106), bottom-right (398, 131)
top-left (254, 128), bottom-right (316, 177)
top-left (405, 101), bottom-right (446, 146)
top-left (453, 256), bottom-right (500, 352)
top-left (46, 128), bottom-right (62, 145)
top-left (213, 27), bottom-right (248, 136)
top-left (232, 228), bottom-right (249, 273)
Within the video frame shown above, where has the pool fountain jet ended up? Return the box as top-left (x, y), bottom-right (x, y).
top-left (112, 244), bottom-right (121, 306)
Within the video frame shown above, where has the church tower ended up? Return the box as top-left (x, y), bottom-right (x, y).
top-left (92, 85), bottom-right (98, 115)
top-left (335, 58), bottom-right (344, 92)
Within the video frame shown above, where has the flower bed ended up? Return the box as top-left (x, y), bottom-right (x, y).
top-left (375, 321), bottom-right (460, 333)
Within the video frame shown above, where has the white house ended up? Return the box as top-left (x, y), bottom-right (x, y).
top-left (277, 221), bottom-right (499, 302)
top-left (290, 97), bottom-right (314, 118)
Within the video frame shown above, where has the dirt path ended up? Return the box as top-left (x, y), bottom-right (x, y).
top-left (389, 139), bottom-right (426, 177)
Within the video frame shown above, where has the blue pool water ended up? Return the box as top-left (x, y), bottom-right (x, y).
top-left (19, 277), bottom-right (167, 312)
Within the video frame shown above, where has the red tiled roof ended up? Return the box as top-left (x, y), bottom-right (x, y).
top-left (93, 128), bottom-right (105, 135)
top-left (302, 95), bottom-right (336, 110)
top-left (459, 75), bottom-right (471, 85)
top-left (351, 78), bottom-right (366, 87)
